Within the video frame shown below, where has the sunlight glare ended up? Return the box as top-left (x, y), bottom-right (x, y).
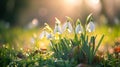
top-left (89, 0), bottom-right (100, 4)
top-left (86, 0), bottom-right (101, 11)
top-left (62, 0), bottom-right (81, 14)
top-left (64, 0), bottom-right (79, 6)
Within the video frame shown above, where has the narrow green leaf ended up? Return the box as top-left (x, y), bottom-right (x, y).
top-left (93, 35), bottom-right (104, 56)
top-left (86, 13), bottom-right (93, 24)
top-left (76, 19), bottom-right (82, 26)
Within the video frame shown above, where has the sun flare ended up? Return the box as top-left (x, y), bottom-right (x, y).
top-left (64, 0), bottom-right (80, 6)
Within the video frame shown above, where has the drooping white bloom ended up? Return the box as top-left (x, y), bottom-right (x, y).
top-left (40, 30), bottom-right (48, 39)
top-left (62, 21), bottom-right (73, 33)
top-left (86, 21), bottom-right (95, 32)
top-left (54, 23), bottom-right (62, 34)
top-left (54, 18), bottom-right (62, 34)
top-left (75, 24), bottom-right (83, 34)
top-left (39, 30), bottom-right (52, 39)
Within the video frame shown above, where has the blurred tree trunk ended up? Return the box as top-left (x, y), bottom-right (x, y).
top-left (0, 0), bottom-right (28, 26)
top-left (100, 0), bottom-right (116, 26)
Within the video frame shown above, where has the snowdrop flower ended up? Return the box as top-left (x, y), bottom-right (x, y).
top-left (86, 21), bottom-right (95, 32)
top-left (62, 21), bottom-right (73, 33)
top-left (40, 28), bottom-right (52, 39)
top-left (54, 17), bottom-right (62, 34)
top-left (75, 24), bottom-right (83, 34)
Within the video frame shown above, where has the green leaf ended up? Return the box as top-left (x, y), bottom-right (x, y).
top-left (55, 17), bottom-right (61, 24)
top-left (76, 19), bottom-right (82, 26)
top-left (86, 13), bottom-right (93, 24)
top-left (93, 35), bottom-right (104, 56)
top-left (65, 16), bottom-right (74, 23)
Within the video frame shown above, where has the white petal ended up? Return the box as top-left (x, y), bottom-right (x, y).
top-left (39, 31), bottom-right (45, 39)
top-left (86, 21), bottom-right (95, 32)
top-left (54, 18), bottom-right (62, 34)
top-left (54, 24), bottom-right (62, 34)
top-left (46, 33), bottom-right (53, 39)
top-left (75, 24), bottom-right (83, 34)
top-left (39, 31), bottom-right (50, 39)
top-left (68, 22), bottom-right (73, 32)
top-left (62, 22), bottom-right (67, 32)
top-left (62, 22), bottom-right (73, 33)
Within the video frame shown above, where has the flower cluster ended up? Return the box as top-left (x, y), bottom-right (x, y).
top-left (40, 15), bottom-right (95, 40)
